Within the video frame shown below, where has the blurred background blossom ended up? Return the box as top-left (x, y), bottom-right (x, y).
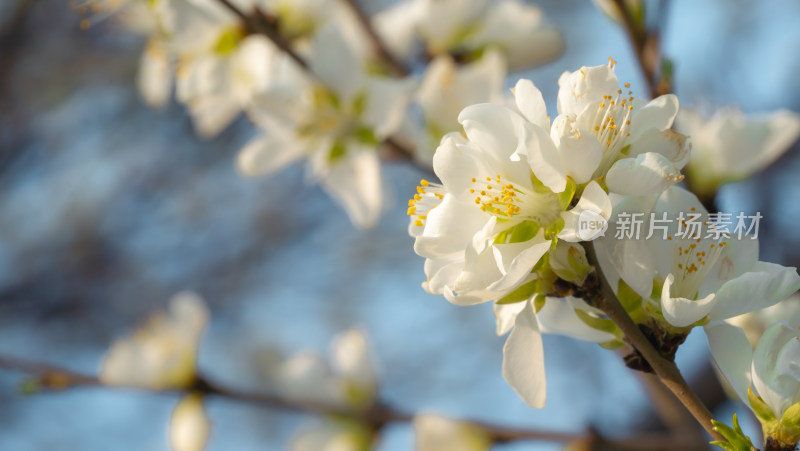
top-left (2, 0), bottom-right (800, 449)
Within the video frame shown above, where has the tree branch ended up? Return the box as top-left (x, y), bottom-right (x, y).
top-left (339, 0), bottom-right (409, 77)
top-left (609, 0), bottom-right (670, 98)
top-left (0, 353), bottom-right (691, 449)
top-left (582, 241), bottom-right (725, 442)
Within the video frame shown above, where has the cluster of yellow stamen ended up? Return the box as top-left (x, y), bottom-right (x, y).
top-left (592, 86), bottom-right (635, 150)
top-left (671, 233), bottom-right (728, 299)
top-left (469, 174), bottom-right (523, 218)
top-left (408, 179), bottom-right (444, 227)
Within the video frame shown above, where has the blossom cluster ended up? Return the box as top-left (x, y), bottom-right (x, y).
top-left (79, 0), bottom-right (570, 228)
top-left (407, 55), bottom-right (800, 449)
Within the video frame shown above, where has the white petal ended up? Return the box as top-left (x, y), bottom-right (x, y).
top-left (494, 301), bottom-right (527, 336)
top-left (752, 323), bottom-right (800, 418)
top-left (236, 133), bottom-right (305, 177)
top-left (138, 39), bottom-right (172, 109)
top-left (661, 274), bottom-right (717, 327)
top-left (362, 77), bottom-right (413, 139)
top-left (705, 322), bottom-right (753, 404)
top-left (628, 128), bottom-right (690, 170)
top-left (709, 262), bottom-right (800, 321)
top-left (488, 231), bottom-right (551, 292)
top-left (605, 152), bottom-right (683, 196)
top-left (537, 297), bottom-right (616, 343)
top-left (513, 79), bottom-right (549, 130)
top-left (169, 394), bottom-right (210, 451)
top-left (320, 148), bottom-right (382, 228)
top-left (458, 103), bottom-right (524, 162)
top-left (556, 64), bottom-right (619, 116)
top-left (502, 301), bottom-right (546, 408)
top-left (331, 329), bottom-right (375, 391)
top-left (518, 120), bottom-right (566, 192)
top-left (629, 94), bottom-right (679, 142)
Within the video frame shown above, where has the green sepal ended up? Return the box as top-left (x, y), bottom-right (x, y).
top-left (328, 141), bottom-right (347, 164)
top-left (599, 339), bottom-right (624, 350)
top-left (214, 26), bottom-right (244, 55)
top-left (533, 294), bottom-right (546, 313)
top-left (352, 91), bottom-right (368, 117)
top-left (617, 279), bottom-right (646, 323)
top-left (575, 309), bottom-right (620, 337)
top-left (353, 127), bottom-right (379, 147)
top-left (749, 386), bottom-right (777, 423)
top-left (710, 414), bottom-right (755, 451)
top-left (496, 279), bottom-right (540, 305)
top-left (557, 177), bottom-right (577, 210)
top-left (493, 221), bottom-right (540, 245)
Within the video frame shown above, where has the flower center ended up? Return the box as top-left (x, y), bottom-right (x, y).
top-left (670, 237), bottom-right (728, 299)
top-left (469, 174), bottom-right (561, 225)
top-left (590, 83), bottom-right (636, 176)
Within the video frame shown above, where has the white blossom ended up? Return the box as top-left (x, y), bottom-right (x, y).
top-left (413, 414), bottom-right (491, 451)
top-left (237, 22), bottom-right (411, 228)
top-left (707, 320), bottom-right (800, 446)
top-left (413, 49), bottom-right (506, 163)
top-left (291, 420), bottom-right (372, 451)
top-left (596, 186), bottom-right (800, 329)
top-left (168, 0), bottom-right (282, 138)
top-left (274, 328), bottom-right (377, 408)
top-left (372, 0), bottom-right (564, 71)
top-left (99, 292), bottom-right (208, 389)
top-left (535, 60), bottom-right (690, 196)
top-left (676, 107), bottom-right (800, 196)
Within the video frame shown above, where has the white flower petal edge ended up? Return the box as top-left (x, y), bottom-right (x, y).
top-left (502, 301), bottom-right (546, 408)
top-left (169, 394), bottom-right (211, 451)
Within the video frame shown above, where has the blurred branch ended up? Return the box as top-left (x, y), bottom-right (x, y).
top-left (212, 0), bottom-right (421, 168)
top-left (0, 353), bottom-right (695, 449)
top-left (339, 0), bottom-right (409, 77)
top-left (610, 0), bottom-right (671, 98)
top-left (580, 242), bottom-right (725, 442)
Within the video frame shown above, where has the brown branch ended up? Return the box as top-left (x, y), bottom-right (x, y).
top-left (609, 0), bottom-right (670, 98)
top-left (582, 241), bottom-right (725, 442)
top-left (0, 353), bottom-right (690, 449)
top-left (339, 0), bottom-right (409, 77)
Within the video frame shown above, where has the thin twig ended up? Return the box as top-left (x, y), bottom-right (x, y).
top-left (339, 0), bottom-right (409, 77)
top-left (609, 0), bottom-right (668, 98)
top-left (582, 241), bottom-right (725, 442)
top-left (0, 353), bottom-right (690, 449)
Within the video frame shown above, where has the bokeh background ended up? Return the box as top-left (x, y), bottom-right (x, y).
top-left (2, 0), bottom-right (800, 449)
